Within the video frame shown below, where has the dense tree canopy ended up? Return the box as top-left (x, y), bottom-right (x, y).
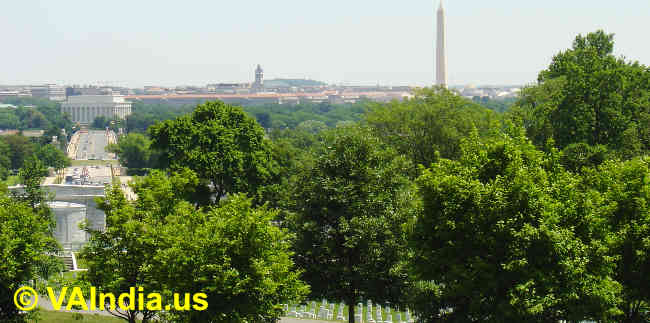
top-left (0, 140), bottom-right (11, 180)
top-left (581, 158), bottom-right (650, 322)
top-left (124, 102), bottom-right (196, 133)
top-left (472, 96), bottom-right (517, 113)
top-left (34, 144), bottom-right (71, 171)
top-left (245, 101), bottom-right (367, 130)
top-left (287, 126), bottom-right (414, 323)
top-left (106, 132), bottom-right (158, 173)
top-left (513, 30), bottom-right (650, 157)
top-left (0, 134), bottom-right (70, 177)
top-left (149, 100), bottom-right (277, 203)
top-left (366, 87), bottom-right (500, 171)
top-left (0, 186), bottom-right (58, 322)
top-left (2, 134), bottom-right (34, 171)
top-left (0, 98), bottom-right (72, 133)
top-left (125, 101), bottom-right (367, 133)
top-left (82, 170), bottom-right (307, 323)
top-left (3, 28), bottom-right (650, 323)
top-left (411, 129), bottom-right (620, 322)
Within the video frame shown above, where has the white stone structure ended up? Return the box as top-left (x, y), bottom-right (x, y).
top-left (11, 184), bottom-right (106, 251)
top-left (355, 303), bottom-right (363, 323)
top-left (49, 201), bottom-right (87, 249)
top-left (337, 303), bottom-right (346, 321)
top-left (436, 0), bottom-right (448, 88)
top-left (367, 301), bottom-right (375, 323)
top-left (62, 95), bottom-right (132, 124)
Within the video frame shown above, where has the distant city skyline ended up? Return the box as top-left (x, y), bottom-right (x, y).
top-left (1, 0), bottom-right (649, 87)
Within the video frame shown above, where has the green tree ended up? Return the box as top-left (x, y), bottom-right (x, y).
top-left (35, 144), bottom-right (71, 171)
top-left (366, 86), bottom-right (499, 171)
top-left (80, 181), bottom-right (160, 323)
top-left (16, 156), bottom-right (54, 228)
top-left (410, 129), bottom-right (620, 322)
top-left (513, 30), bottom-right (650, 156)
top-left (0, 186), bottom-right (58, 322)
top-left (0, 139), bottom-right (11, 180)
top-left (0, 110), bottom-right (21, 129)
top-left (41, 125), bottom-right (67, 149)
top-left (2, 134), bottom-right (34, 170)
top-left (106, 133), bottom-right (158, 172)
top-left (473, 96), bottom-right (517, 113)
top-left (287, 126), bottom-right (414, 323)
top-left (559, 142), bottom-right (609, 173)
top-left (149, 100), bottom-right (277, 203)
top-left (296, 120), bottom-right (328, 134)
top-left (582, 158), bottom-right (650, 322)
top-left (91, 115), bottom-right (109, 129)
top-left (0, 98), bottom-right (72, 135)
top-left (82, 170), bottom-right (307, 323)
top-left (254, 112), bottom-right (271, 129)
top-left (151, 193), bottom-right (308, 323)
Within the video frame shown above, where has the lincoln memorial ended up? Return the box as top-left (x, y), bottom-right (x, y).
top-left (61, 95), bottom-right (132, 124)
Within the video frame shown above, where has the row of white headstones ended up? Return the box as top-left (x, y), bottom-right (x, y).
top-left (284, 300), bottom-right (416, 322)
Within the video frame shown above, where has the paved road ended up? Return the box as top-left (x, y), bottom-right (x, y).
top-left (75, 130), bottom-right (115, 161)
top-left (63, 165), bottom-right (112, 186)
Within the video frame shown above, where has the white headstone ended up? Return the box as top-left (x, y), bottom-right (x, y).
top-left (376, 304), bottom-right (383, 323)
top-left (337, 303), bottom-right (346, 321)
top-left (355, 303), bottom-right (363, 323)
top-left (310, 304), bottom-right (317, 319)
top-left (368, 302), bottom-right (376, 323)
top-left (385, 306), bottom-right (392, 323)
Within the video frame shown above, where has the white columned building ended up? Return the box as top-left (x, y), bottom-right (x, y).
top-left (436, 0), bottom-right (448, 88)
top-left (61, 95), bottom-right (132, 125)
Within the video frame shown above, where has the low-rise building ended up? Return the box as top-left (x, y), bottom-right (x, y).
top-left (31, 84), bottom-right (66, 101)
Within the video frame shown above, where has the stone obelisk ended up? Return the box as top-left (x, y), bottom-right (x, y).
top-left (436, 0), bottom-right (448, 88)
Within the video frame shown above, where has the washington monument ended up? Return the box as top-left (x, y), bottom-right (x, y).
top-left (436, 0), bottom-right (448, 88)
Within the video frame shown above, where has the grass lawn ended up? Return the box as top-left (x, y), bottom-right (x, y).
top-left (30, 310), bottom-right (127, 323)
top-left (3, 175), bottom-right (21, 186)
top-left (70, 160), bottom-right (119, 167)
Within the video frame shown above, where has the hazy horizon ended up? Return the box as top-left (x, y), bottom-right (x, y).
top-left (2, 0), bottom-right (649, 88)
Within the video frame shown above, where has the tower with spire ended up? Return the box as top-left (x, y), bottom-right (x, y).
top-left (254, 64), bottom-right (264, 90)
top-left (436, 0), bottom-right (448, 88)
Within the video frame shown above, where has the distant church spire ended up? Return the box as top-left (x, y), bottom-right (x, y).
top-left (254, 64), bottom-right (264, 89)
top-left (436, 0), bottom-right (448, 88)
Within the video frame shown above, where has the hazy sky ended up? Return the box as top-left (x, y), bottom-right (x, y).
top-left (2, 0), bottom-right (649, 87)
